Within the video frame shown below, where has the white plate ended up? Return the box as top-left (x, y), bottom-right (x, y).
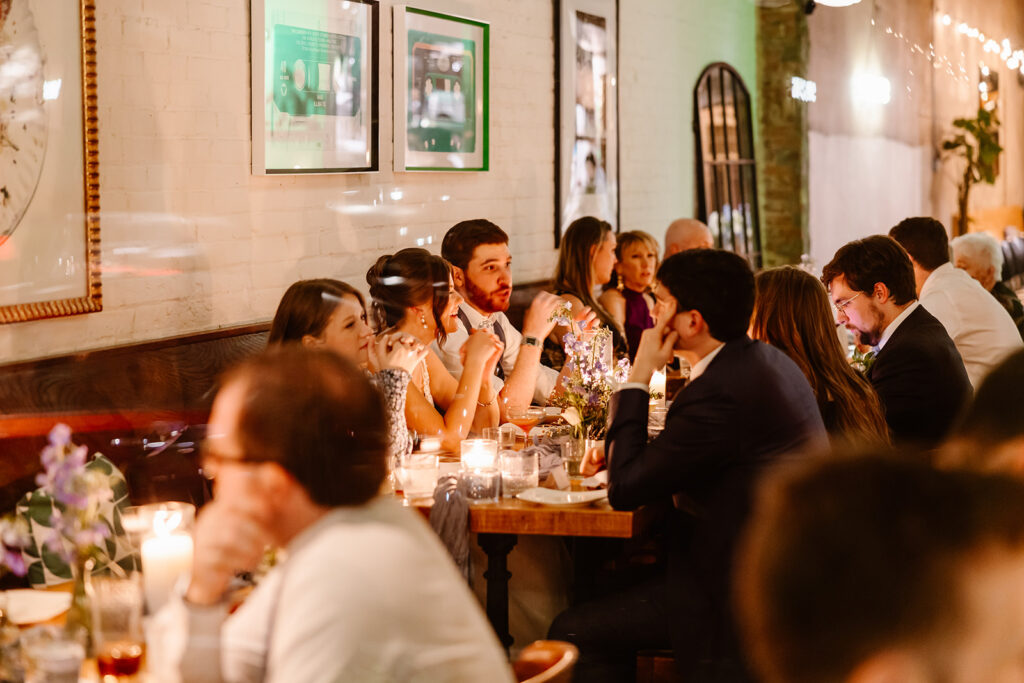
top-left (516, 487), bottom-right (608, 508)
top-left (2, 589), bottom-right (71, 625)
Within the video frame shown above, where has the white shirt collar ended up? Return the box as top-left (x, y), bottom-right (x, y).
top-left (918, 262), bottom-right (953, 300)
top-left (687, 342), bottom-right (726, 382)
top-left (876, 301), bottom-right (920, 351)
top-left (459, 301), bottom-right (499, 329)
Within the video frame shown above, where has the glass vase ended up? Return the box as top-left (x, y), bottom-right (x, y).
top-left (64, 556), bottom-right (92, 655)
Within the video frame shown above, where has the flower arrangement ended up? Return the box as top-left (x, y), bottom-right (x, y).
top-left (550, 326), bottom-right (630, 440)
top-left (35, 424), bottom-right (113, 564)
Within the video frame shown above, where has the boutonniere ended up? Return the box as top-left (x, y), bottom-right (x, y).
top-left (850, 348), bottom-right (876, 374)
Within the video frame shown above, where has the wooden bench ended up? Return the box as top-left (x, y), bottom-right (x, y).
top-left (0, 323), bottom-right (270, 514)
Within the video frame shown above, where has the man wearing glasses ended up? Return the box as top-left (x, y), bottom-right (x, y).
top-left (151, 348), bottom-right (513, 682)
top-left (822, 235), bottom-right (970, 447)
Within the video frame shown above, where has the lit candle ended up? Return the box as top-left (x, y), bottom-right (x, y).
top-left (460, 438), bottom-right (498, 470)
top-left (141, 532), bottom-right (194, 613)
top-left (650, 369), bottom-right (667, 407)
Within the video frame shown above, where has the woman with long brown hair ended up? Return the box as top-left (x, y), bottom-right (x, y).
top-left (367, 248), bottom-right (502, 452)
top-left (545, 216), bottom-right (628, 369)
top-left (751, 266), bottom-right (890, 445)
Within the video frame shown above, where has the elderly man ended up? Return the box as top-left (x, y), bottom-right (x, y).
top-left (890, 217), bottom-right (1022, 387)
top-left (951, 232), bottom-right (1024, 339)
top-left (736, 454), bottom-right (1024, 683)
top-left (822, 235), bottom-right (970, 447)
top-left (153, 348), bottom-right (513, 683)
top-left (663, 218), bottom-right (713, 258)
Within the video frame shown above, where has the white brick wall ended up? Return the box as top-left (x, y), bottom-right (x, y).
top-left (0, 0), bottom-right (756, 363)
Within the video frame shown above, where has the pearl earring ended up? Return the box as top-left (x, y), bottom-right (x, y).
top-left (420, 313), bottom-right (429, 329)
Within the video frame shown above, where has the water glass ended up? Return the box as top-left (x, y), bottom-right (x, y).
top-left (460, 468), bottom-right (500, 504)
top-left (399, 453), bottom-right (440, 501)
top-left (500, 450), bottom-right (539, 497)
top-left (561, 439), bottom-right (585, 479)
top-left (20, 626), bottom-right (84, 683)
top-left (89, 574), bottom-right (145, 679)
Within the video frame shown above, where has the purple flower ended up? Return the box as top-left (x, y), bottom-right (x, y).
top-left (48, 423), bottom-right (72, 448)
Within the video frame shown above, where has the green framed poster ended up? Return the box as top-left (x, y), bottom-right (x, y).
top-left (251, 0), bottom-right (378, 174)
top-left (393, 6), bottom-right (489, 172)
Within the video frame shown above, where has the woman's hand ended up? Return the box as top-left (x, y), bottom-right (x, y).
top-left (462, 329), bottom-right (504, 371)
top-left (580, 443), bottom-right (606, 477)
top-left (368, 333), bottom-right (427, 375)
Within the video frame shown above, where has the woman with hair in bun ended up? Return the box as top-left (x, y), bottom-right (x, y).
top-left (367, 249), bottom-right (502, 452)
top-left (268, 278), bottom-right (428, 462)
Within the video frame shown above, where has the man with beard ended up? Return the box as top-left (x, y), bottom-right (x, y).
top-left (821, 235), bottom-right (970, 447)
top-left (439, 219), bottom-right (562, 407)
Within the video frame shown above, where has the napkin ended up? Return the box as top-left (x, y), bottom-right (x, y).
top-left (523, 437), bottom-right (567, 477)
top-left (429, 475), bottom-right (470, 582)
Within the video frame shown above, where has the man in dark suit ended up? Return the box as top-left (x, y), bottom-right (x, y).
top-left (821, 235), bottom-right (971, 447)
top-left (551, 250), bottom-right (825, 682)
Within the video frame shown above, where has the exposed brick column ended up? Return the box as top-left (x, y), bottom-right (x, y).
top-left (757, 2), bottom-right (809, 266)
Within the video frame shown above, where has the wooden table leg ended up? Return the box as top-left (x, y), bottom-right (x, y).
top-left (479, 532), bottom-right (517, 651)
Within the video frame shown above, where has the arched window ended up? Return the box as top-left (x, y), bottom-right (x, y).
top-left (694, 63), bottom-right (761, 268)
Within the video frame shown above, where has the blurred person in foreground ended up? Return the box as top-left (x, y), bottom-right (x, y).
top-left (890, 217), bottom-right (1021, 388)
top-left (941, 348), bottom-right (1024, 472)
top-left (951, 231), bottom-right (1024, 339)
top-left (736, 453), bottom-right (1024, 683)
top-left (551, 249), bottom-right (825, 682)
top-left (663, 218), bottom-right (714, 258)
top-left (751, 266), bottom-right (889, 446)
top-left (821, 235), bottom-right (970, 448)
top-left (152, 348), bottom-right (513, 683)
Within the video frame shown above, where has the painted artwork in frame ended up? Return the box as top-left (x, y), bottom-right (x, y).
top-left (0, 0), bottom-right (101, 324)
top-left (555, 0), bottom-right (618, 245)
top-left (393, 6), bottom-right (489, 172)
top-left (251, 0), bottom-right (379, 174)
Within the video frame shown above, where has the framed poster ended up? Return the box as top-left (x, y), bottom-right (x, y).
top-left (251, 0), bottom-right (379, 174)
top-left (0, 0), bottom-right (101, 324)
top-left (555, 0), bottom-right (618, 246)
top-left (393, 6), bottom-right (489, 172)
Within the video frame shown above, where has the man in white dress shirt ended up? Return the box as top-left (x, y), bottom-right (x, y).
top-left (439, 219), bottom-right (563, 407)
top-left (152, 348), bottom-right (513, 683)
top-left (890, 217), bottom-right (1022, 388)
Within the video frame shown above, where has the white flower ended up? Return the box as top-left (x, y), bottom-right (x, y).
top-left (562, 407), bottom-right (582, 426)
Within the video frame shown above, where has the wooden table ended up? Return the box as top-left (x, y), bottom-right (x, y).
top-left (415, 497), bottom-right (655, 650)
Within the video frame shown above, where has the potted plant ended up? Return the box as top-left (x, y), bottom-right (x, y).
top-left (942, 107), bottom-right (1003, 236)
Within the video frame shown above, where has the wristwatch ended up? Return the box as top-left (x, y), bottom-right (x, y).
top-left (521, 336), bottom-right (541, 348)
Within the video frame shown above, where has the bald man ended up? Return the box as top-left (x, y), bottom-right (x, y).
top-left (664, 218), bottom-right (714, 258)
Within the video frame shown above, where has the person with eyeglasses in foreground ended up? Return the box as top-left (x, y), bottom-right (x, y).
top-left (821, 235), bottom-right (970, 449)
top-left (150, 348), bottom-right (514, 683)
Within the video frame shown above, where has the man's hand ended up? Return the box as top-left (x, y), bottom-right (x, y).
top-left (186, 498), bottom-right (272, 606)
top-left (630, 300), bottom-right (678, 384)
top-left (580, 443), bottom-right (606, 477)
top-left (522, 292), bottom-right (564, 340)
top-left (367, 333), bottom-right (427, 375)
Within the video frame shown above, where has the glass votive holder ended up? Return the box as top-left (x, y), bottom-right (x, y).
top-left (399, 452), bottom-right (440, 502)
top-left (460, 468), bottom-right (500, 504)
top-left (20, 625), bottom-right (85, 683)
top-left (122, 502), bottom-right (195, 616)
top-left (460, 438), bottom-right (499, 470)
top-left (500, 450), bottom-right (539, 497)
top-left (561, 439), bottom-right (585, 480)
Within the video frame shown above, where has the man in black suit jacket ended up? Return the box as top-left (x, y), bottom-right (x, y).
top-left (822, 236), bottom-right (970, 447)
top-left (551, 250), bottom-right (825, 682)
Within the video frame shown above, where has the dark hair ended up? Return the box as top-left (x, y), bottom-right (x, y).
top-left (366, 248), bottom-right (452, 344)
top-left (735, 453), bottom-right (1024, 683)
top-left (889, 217), bottom-right (951, 271)
top-left (267, 279), bottom-right (364, 346)
top-left (441, 219), bottom-right (509, 271)
top-left (752, 267), bottom-right (890, 446)
top-left (555, 216), bottom-right (621, 334)
top-left (221, 347), bottom-right (387, 507)
top-left (944, 349), bottom-right (1024, 467)
top-left (656, 249), bottom-right (753, 341)
top-left (820, 235), bottom-right (916, 305)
